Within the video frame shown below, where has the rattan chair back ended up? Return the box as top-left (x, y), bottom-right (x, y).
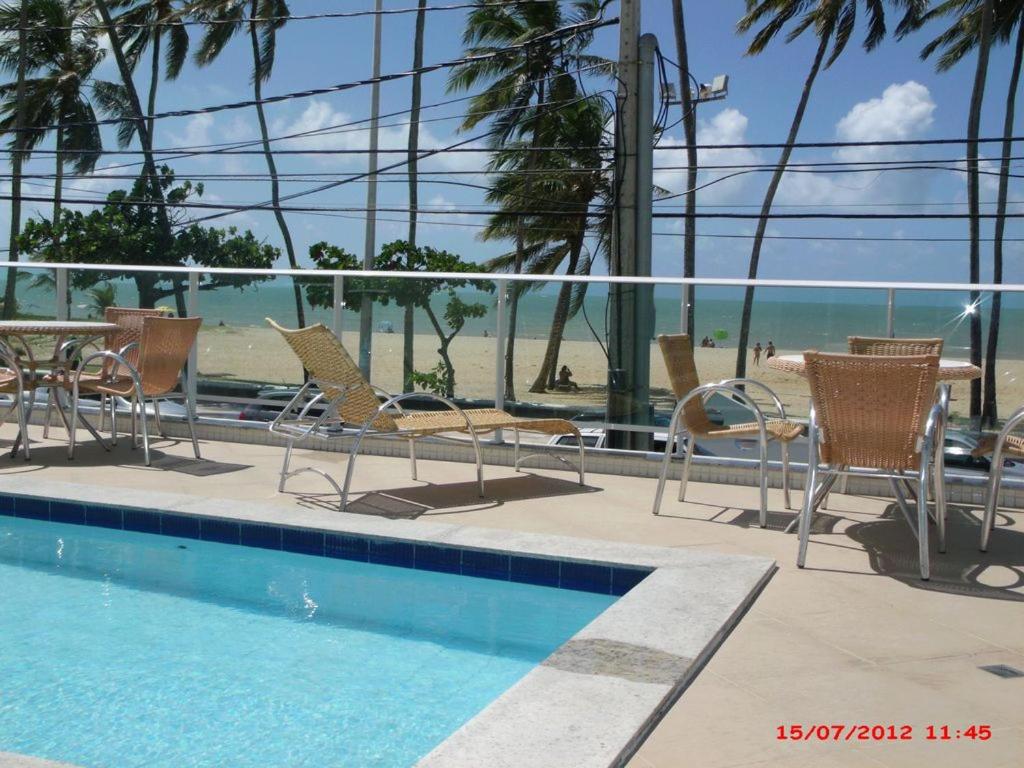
top-left (104, 307), bottom-right (169, 375)
top-left (657, 334), bottom-right (717, 434)
top-left (803, 351), bottom-right (939, 471)
top-left (848, 336), bottom-right (944, 356)
top-left (136, 316), bottom-right (202, 396)
top-left (267, 319), bottom-right (396, 431)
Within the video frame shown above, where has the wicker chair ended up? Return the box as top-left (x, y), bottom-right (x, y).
top-left (0, 338), bottom-right (31, 460)
top-left (67, 316), bottom-right (202, 465)
top-left (44, 307), bottom-right (170, 441)
top-left (971, 409), bottom-right (1024, 551)
top-left (848, 336), bottom-right (944, 356)
top-left (797, 352), bottom-right (945, 580)
top-left (266, 319), bottom-right (586, 511)
top-left (652, 334), bottom-right (803, 526)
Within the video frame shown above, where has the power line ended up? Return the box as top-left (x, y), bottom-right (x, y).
top-left (653, 135), bottom-right (1024, 151)
top-left (7, 2), bottom-right (562, 32)
top-left (4, 15), bottom-right (617, 133)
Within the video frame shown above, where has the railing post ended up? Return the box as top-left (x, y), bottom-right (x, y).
top-left (54, 267), bottom-right (68, 321)
top-left (886, 288), bottom-right (895, 338)
top-left (492, 278), bottom-right (508, 444)
top-left (332, 275), bottom-right (344, 336)
top-left (680, 283), bottom-right (691, 334)
top-left (187, 272), bottom-right (199, 417)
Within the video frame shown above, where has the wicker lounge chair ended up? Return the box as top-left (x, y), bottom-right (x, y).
top-left (652, 333), bottom-right (803, 525)
top-left (67, 316), bottom-right (202, 465)
top-left (971, 409), bottom-right (1024, 551)
top-left (797, 352), bottom-right (945, 580)
top-left (848, 336), bottom-right (944, 356)
top-left (266, 319), bottom-right (585, 511)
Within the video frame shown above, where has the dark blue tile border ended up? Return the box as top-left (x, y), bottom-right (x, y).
top-left (0, 493), bottom-right (651, 596)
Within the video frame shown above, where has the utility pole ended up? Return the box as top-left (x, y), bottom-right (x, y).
top-left (359, 0), bottom-right (384, 378)
top-left (607, 0), bottom-right (655, 451)
top-left (672, 0), bottom-right (697, 336)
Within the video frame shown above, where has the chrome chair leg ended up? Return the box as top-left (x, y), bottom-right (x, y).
top-left (677, 432), bottom-right (695, 502)
top-left (917, 440), bottom-right (932, 581)
top-left (110, 395), bottom-right (118, 445)
top-left (980, 406), bottom-right (1024, 552)
top-left (42, 389), bottom-right (54, 439)
top-left (184, 396), bottom-right (201, 459)
top-left (781, 440), bottom-right (791, 510)
top-left (153, 398), bottom-right (165, 437)
top-left (409, 438), bottom-right (418, 480)
top-left (130, 397), bottom-right (138, 449)
top-left (278, 439), bottom-right (294, 492)
top-left (653, 405), bottom-right (684, 515)
top-left (797, 407), bottom-right (820, 568)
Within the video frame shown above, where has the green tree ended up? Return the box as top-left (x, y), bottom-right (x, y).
top-left (0, 0), bottom-right (114, 261)
top-left (447, 0), bottom-right (608, 401)
top-left (193, 0), bottom-right (306, 328)
top-left (902, 0), bottom-right (1021, 425)
top-left (733, 0), bottom-right (922, 380)
top-left (306, 240), bottom-right (492, 398)
top-left (110, 0), bottom-right (191, 144)
top-left (18, 168), bottom-right (277, 307)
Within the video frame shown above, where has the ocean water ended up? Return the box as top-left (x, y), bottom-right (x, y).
top-left (14, 274), bottom-right (1024, 358)
top-left (0, 516), bottom-right (615, 768)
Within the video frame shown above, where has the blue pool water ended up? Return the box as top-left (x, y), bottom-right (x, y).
top-left (0, 517), bottom-right (616, 768)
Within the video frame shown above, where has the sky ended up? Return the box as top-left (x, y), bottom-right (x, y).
top-left (3, 0), bottom-right (1023, 286)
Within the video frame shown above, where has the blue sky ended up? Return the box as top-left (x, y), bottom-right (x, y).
top-left (4, 0), bottom-right (1023, 285)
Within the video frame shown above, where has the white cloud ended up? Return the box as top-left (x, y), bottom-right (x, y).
top-left (168, 113), bottom-right (216, 149)
top-left (834, 81), bottom-right (935, 162)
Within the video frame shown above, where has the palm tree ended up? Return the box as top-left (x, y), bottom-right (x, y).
top-left (904, 0), bottom-right (1021, 425)
top-left (86, 281), bottom-right (118, 317)
top-left (447, 0), bottom-right (607, 401)
top-left (672, 0), bottom-right (698, 335)
top-left (2, 0), bottom-right (29, 319)
top-left (733, 0), bottom-right (922, 380)
top-left (110, 0), bottom-right (190, 145)
top-left (482, 98), bottom-right (611, 393)
top-left (193, 0), bottom-right (305, 328)
top-left (93, 0), bottom-right (180, 311)
top-left (403, 0), bottom-right (427, 392)
top-left (0, 0), bottom-right (111, 261)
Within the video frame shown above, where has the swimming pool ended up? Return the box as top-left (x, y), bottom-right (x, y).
top-left (0, 514), bottom-right (618, 768)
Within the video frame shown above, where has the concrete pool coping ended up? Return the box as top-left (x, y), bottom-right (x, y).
top-left (0, 476), bottom-right (775, 768)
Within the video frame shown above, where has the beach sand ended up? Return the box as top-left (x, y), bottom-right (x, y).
top-left (196, 325), bottom-right (1015, 422)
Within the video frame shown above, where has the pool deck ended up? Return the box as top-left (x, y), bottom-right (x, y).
top-left (3, 424), bottom-right (1024, 768)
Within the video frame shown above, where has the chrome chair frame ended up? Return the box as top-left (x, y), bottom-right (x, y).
top-left (0, 340), bottom-right (31, 461)
top-left (653, 382), bottom-right (774, 527)
top-left (269, 378), bottom-right (484, 512)
top-left (979, 404), bottom-right (1024, 552)
top-left (796, 400), bottom-right (946, 580)
top-left (68, 349), bottom-right (200, 466)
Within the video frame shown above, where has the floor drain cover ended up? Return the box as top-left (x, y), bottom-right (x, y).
top-left (979, 664), bottom-right (1024, 679)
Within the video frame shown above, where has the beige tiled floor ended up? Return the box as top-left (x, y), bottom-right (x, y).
top-left (3, 425), bottom-right (1023, 768)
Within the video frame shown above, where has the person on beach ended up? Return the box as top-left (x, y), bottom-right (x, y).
top-left (700, 336), bottom-right (710, 347)
top-left (766, 340), bottom-right (776, 359)
top-left (753, 342), bottom-right (762, 366)
top-left (557, 365), bottom-right (580, 391)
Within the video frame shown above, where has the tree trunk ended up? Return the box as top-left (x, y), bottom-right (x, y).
top-left (248, 1), bottom-right (305, 329)
top-left (505, 76), bottom-right (546, 402)
top-left (94, 0), bottom-right (173, 258)
top-left (672, 0), bottom-right (698, 335)
top-left (53, 124), bottom-right (63, 262)
top-left (3, 0), bottom-right (29, 319)
top-left (404, 0), bottom-right (427, 392)
top-left (735, 33), bottom-right (829, 380)
top-left (967, 0), bottom-right (995, 422)
top-left (147, 28), bottom-right (161, 144)
top-left (136, 275), bottom-right (159, 308)
top-left (531, 232), bottom-right (584, 393)
top-left (425, 305), bottom-right (456, 398)
top-left (982, 17), bottom-right (1023, 427)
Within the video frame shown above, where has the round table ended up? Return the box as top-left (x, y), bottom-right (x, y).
top-left (0, 320), bottom-right (119, 457)
top-left (767, 353), bottom-right (981, 381)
